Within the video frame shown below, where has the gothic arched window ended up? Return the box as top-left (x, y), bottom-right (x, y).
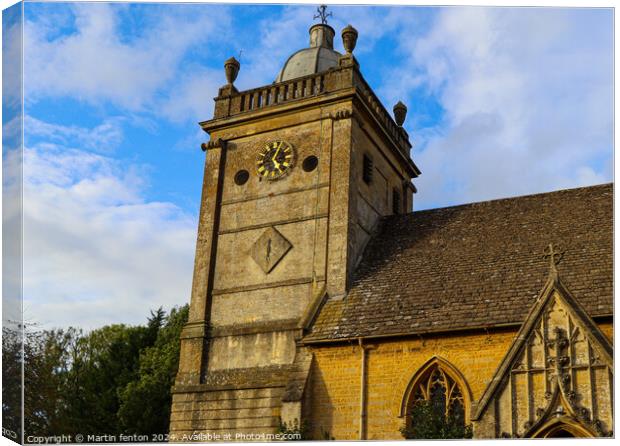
top-left (400, 357), bottom-right (472, 437)
top-left (410, 365), bottom-right (465, 424)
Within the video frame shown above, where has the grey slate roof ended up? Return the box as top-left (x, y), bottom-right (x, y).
top-left (305, 184), bottom-right (613, 342)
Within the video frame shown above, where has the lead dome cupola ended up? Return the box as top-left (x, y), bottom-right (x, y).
top-left (275, 23), bottom-right (342, 83)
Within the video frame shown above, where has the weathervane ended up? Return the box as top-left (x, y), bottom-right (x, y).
top-left (314, 4), bottom-right (332, 24)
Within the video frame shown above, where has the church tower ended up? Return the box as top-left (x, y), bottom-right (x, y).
top-left (170, 12), bottom-right (420, 439)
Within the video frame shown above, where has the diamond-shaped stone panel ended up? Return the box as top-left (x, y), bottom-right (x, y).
top-left (250, 227), bottom-right (292, 274)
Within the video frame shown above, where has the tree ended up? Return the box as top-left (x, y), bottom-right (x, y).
top-left (61, 324), bottom-right (157, 434)
top-left (146, 307), bottom-right (166, 344)
top-left (14, 305), bottom-right (188, 438)
top-left (2, 326), bottom-right (23, 440)
top-left (23, 327), bottom-right (78, 436)
top-left (400, 400), bottom-right (473, 439)
top-left (117, 305), bottom-right (189, 434)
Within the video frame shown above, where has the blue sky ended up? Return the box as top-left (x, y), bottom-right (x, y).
top-left (2, 2), bottom-right (613, 329)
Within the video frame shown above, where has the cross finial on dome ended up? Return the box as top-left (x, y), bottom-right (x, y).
top-left (314, 4), bottom-right (332, 24)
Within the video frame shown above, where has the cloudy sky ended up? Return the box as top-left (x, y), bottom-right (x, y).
top-left (2, 1), bottom-right (613, 330)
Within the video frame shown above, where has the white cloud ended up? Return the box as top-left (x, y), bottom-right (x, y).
top-left (235, 5), bottom-right (414, 89)
top-left (159, 65), bottom-right (222, 124)
top-left (2, 143), bottom-right (23, 328)
top-left (2, 8), bottom-right (22, 110)
top-left (25, 116), bottom-right (124, 153)
top-left (20, 4), bottom-right (415, 122)
top-left (22, 123), bottom-right (197, 330)
top-left (24, 3), bottom-right (230, 113)
top-left (395, 7), bottom-right (613, 209)
top-left (2, 114), bottom-right (22, 143)
top-left (234, 6), bottom-right (312, 90)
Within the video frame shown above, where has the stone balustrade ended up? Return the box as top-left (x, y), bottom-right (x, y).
top-left (237, 74), bottom-right (326, 113)
top-left (352, 70), bottom-right (411, 156)
top-left (212, 66), bottom-right (411, 158)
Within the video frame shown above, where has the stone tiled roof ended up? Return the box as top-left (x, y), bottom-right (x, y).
top-left (305, 184), bottom-right (613, 342)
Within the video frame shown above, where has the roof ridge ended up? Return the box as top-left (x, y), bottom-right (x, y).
top-left (404, 182), bottom-right (612, 217)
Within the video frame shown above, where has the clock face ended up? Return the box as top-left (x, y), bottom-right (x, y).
top-left (256, 140), bottom-right (295, 180)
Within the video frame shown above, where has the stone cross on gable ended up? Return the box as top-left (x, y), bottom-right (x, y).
top-left (543, 243), bottom-right (564, 277)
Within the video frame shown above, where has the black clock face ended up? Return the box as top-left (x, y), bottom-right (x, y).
top-left (256, 141), bottom-right (295, 180)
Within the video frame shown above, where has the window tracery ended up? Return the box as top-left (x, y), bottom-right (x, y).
top-left (407, 363), bottom-right (466, 426)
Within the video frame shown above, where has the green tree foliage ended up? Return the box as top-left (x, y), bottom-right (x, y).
top-left (400, 400), bottom-right (473, 439)
top-left (13, 305), bottom-right (188, 438)
top-left (2, 326), bottom-right (23, 439)
top-left (63, 324), bottom-right (155, 434)
top-left (24, 328), bottom-right (77, 436)
top-left (118, 305), bottom-right (189, 434)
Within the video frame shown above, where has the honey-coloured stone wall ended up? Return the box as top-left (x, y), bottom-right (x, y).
top-left (305, 321), bottom-right (612, 440)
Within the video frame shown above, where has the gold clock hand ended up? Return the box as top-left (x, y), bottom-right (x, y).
top-left (271, 145), bottom-right (282, 169)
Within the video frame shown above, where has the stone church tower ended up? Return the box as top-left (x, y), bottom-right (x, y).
top-left (169, 17), bottom-right (420, 439)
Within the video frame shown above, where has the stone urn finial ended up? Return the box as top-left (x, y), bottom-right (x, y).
top-left (224, 56), bottom-right (240, 85)
top-left (393, 101), bottom-right (407, 126)
top-left (341, 24), bottom-right (358, 54)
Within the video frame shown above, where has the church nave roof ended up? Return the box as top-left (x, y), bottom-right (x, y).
top-left (305, 183), bottom-right (613, 342)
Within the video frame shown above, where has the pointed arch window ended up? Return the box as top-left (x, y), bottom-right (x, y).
top-left (400, 357), bottom-right (472, 435)
top-left (410, 365), bottom-right (465, 424)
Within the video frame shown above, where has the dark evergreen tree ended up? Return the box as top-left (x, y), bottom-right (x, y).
top-left (118, 305), bottom-right (189, 434)
top-left (400, 400), bottom-right (473, 439)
